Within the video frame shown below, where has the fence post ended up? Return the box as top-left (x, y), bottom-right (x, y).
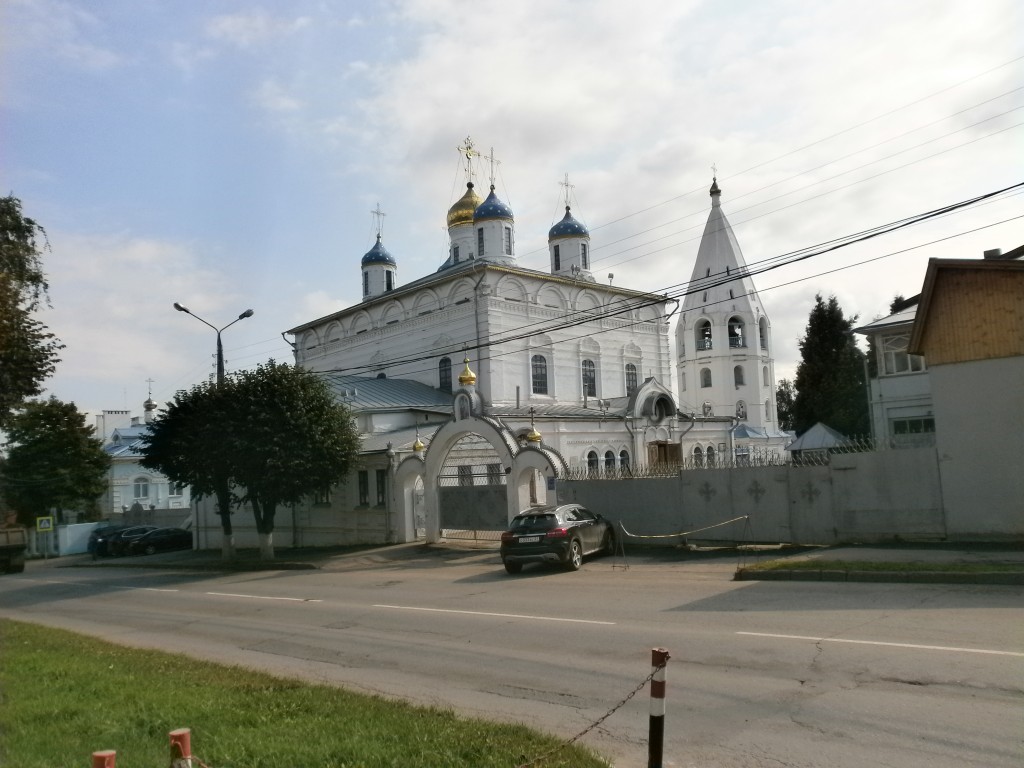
top-left (648, 647), bottom-right (670, 768)
top-left (92, 750), bottom-right (116, 768)
top-left (169, 728), bottom-right (193, 768)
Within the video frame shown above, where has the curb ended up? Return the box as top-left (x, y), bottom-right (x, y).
top-left (734, 568), bottom-right (1024, 585)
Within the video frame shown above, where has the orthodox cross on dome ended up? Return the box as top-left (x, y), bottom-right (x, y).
top-left (560, 172), bottom-right (575, 208)
top-left (371, 202), bottom-right (386, 238)
top-left (145, 378), bottom-right (155, 397)
top-left (457, 137), bottom-right (478, 184)
top-left (711, 162), bottom-right (718, 180)
top-left (483, 146), bottom-right (501, 187)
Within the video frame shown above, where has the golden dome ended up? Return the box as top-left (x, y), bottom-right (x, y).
top-left (526, 426), bottom-right (542, 443)
top-left (447, 182), bottom-right (483, 229)
top-left (413, 437), bottom-right (425, 453)
top-left (458, 356), bottom-right (477, 386)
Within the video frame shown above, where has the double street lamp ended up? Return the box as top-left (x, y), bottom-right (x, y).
top-left (173, 303), bottom-right (254, 384)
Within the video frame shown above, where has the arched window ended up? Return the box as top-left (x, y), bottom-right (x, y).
top-left (680, 371), bottom-right (686, 391)
top-left (695, 320), bottom-right (712, 351)
top-left (728, 316), bottom-right (745, 348)
top-left (734, 365), bottom-right (744, 387)
top-left (619, 450), bottom-right (630, 471)
top-left (700, 368), bottom-right (712, 388)
top-left (765, 399), bottom-right (772, 421)
top-left (625, 363), bottom-right (638, 395)
top-left (553, 244), bottom-right (560, 271)
top-left (581, 242), bottom-right (589, 269)
top-left (759, 317), bottom-right (769, 351)
top-left (582, 359), bottom-right (596, 397)
top-left (693, 446), bottom-right (704, 468)
top-left (532, 355), bottom-right (548, 395)
top-left (706, 445), bottom-right (716, 467)
top-left (133, 477), bottom-right (150, 500)
top-left (605, 451), bottom-right (615, 471)
top-left (587, 451), bottom-right (599, 474)
top-left (763, 366), bottom-right (770, 386)
top-left (439, 357), bottom-right (452, 393)
top-left (736, 400), bottom-right (747, 420)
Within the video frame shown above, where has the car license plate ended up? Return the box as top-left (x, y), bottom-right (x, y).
top-left (518, 536), bottom-right (540, 543)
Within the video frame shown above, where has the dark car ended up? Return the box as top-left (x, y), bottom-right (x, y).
top-left (104, 525), bottom-right (160, 556)
top-left (126, 527), bottom-right (193, 556)
top-left (499, 504), bottom-right (616, 574)
top-left (88, 524), bottom-right (123, 558)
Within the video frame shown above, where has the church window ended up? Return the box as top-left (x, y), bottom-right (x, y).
top-left (605, 451), bottom-right (615, 471)
top-left (587, 451), bottom-right (599, 474)
top-left (386, 271), bottom-right (394, 291)
top-left (763, 366), bottom-right (769, 386)
top-left (693, 446), bottom-right (703, 467)
top-left (619, 450), bottom-right (630, 471)
top-left (734, 365), bottom-right (744, 387)
top-left (358, 471), bottom-right (368, 505)
top-left (477, 228), bottom-right (485, 256)
top-left (504, 226), bottom-right (512, 255)
top-left (700, 368), bottom-right (712, 388)
top-left (728, 316), bottom-right (745, 348)
top-left (553, 244), bottom-right (561, 271)
top-left (736, 400), bottom-right (747, 420)
top-left (531, 355), bottom-right (549, 395)
top-left (362, 272), bottom-right (369, 296)
top-left (765, 399), bottom-right (771, 421)
top-left (582, 359), bottom-right (596, 397)
top-left (625, 363), bottom-right (638, 395)
top-left (759, 317), bottom-right (769, 351)
top-left (706, 445), bottom-right (716, 467)
top-left (133, 477), bottom-right (149, 500)
top-left (453, 245), bottom-right (460, 263)
top-left (695, 320), bottom-right (712, 351)
top-left (680, 371), bottom-right (686, 391)
top-left (439, 357), bottom-right (452, 393)
top-left (581, 243), bottom-right (589, 269)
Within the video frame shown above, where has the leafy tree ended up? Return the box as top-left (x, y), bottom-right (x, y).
top-left (775, 378), bottom-right (796, 431)
top-left (0, 196), bottom-right (64, 427)
top-left (792, 294), bottom-right (869, 437)
top-left (141, 361), bottom-right (359, 560)
top-left (1, 398), bottom-right (111, 525)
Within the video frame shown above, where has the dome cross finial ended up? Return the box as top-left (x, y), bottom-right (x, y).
top-left (560, 172), bottom-right (575, 208)
top-left (483, 146), bottom-right (501, 188)
top-left (457, 137), bottom-right (478, 184)
top-left (371, 202), bottom-right (386, 239)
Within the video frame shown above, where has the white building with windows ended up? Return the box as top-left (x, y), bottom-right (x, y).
top-left (96, 400), bottom-right (192, 520)
top-left (287, 154), bottom-right (792, 473)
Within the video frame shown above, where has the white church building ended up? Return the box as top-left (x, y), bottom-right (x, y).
top-left (281, 144), bottom-right (791, 543)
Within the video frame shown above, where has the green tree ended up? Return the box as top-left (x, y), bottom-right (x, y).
top-left (1, 398), bottom-right (111, 525)
top-left (775, 378), bottom-right (796, 431)
top-left (0, 196), bottom-right (64, 427)
top-left (792, 294), bottom-right (869, 437)
top-left (141, 361), bottom-right (359, 560)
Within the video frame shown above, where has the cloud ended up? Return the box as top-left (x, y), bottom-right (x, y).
top-left (252, 79), bottom-right (304, 112)
top-left (204, 10), bottom-right (311, 49)
top-left (6, 0), bottom-right (122, 72)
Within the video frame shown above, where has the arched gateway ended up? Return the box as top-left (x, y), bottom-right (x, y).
top-left (392, 375), bottom-right (567, 543)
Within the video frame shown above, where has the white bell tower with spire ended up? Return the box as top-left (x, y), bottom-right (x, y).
top-left (676, 176), bottom-right (777, 429)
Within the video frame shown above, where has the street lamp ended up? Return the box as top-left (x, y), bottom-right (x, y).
top-left (173, 303), bottom-right (254, 384)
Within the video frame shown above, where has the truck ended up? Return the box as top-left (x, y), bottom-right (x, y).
top-left (0, 527), bottom-right (28, 574)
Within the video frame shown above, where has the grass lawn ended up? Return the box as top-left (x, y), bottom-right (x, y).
top-left (0, 619), bottom-right (609, 768)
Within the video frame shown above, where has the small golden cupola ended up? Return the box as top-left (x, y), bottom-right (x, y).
top-left (447, 183), bottom-right (483, 229)
top-left (458, 356), bottom-right (477, 386)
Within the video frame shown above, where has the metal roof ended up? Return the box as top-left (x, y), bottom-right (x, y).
top-left (319, 373), bottom-right (454, 412)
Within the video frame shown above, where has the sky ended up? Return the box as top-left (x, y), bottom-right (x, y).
top-left (4, 0), bottom-right (1023, 427)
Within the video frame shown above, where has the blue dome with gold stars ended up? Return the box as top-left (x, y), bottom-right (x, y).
top-left (548, 206), bottom-right (588, 239)
top-left (473, 186), bottom-right (514, 221)
top-left (361, 235), bottom-right (396, 266)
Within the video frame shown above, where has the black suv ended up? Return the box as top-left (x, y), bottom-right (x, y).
top-left (499, 504), bottom-right (615, 574)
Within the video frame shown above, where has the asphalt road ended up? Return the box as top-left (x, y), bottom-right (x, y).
top-left (2, 549), bottom-right (1021, 767)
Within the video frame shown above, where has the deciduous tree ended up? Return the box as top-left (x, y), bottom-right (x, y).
top-left (0, 196), bottom-right (64, 427)
top-left (775, 378), bottom-right (796, 431)
top-left (1, 398), bottom-right (111, 525)
top-left (792, 294), bottom-right (869, 437)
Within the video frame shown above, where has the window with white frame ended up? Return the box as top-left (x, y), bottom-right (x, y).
top-left (582, 359), bottom-right (596, 397)
top-left (168, 482), bottom-right (184, 497)
top-left (133, 477), bottom-right (149, 500)
top-left (531, 354), bottom-right (549, 395)
top-left (881, 333), bottom-right (926, 375)
top-left (503, 226), bottom-right (512, 255)
top-left (625, 363), bottom-right (638, 395)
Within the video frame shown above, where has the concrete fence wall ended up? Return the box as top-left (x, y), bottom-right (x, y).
top-left (557, 447), bottom-right (952, 546)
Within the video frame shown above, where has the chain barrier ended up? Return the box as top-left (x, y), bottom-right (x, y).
top-left (619, 514), bottom-right (750, 540)
top-left (515, 659), bottom-right (668, 768)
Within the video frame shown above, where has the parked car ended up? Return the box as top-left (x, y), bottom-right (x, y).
top-left (104, 525), bottom-right (159, 557)
top-left (88, 524), bottom-right (123, 558)
top-left (499, 504), bottom-right (616, 574)
top-left (125, 527), bottom-right (193, 556)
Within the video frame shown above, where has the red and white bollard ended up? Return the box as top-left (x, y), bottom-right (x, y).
top-left (169, 728), bottom-right (193, 768)
top-left (92, 750), bottom-right (116, 768)
top-left (648, 647), bottom-right (670, 768)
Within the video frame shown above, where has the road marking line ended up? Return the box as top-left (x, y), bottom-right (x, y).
top-left (374, 604), bottom-right (615, 625)
top-left (206, 592), bottom-right (321, 603)
top-left (141, 588), bottom-right (179, 592)
top-left (737, 631), bottom-right (1024, 657)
